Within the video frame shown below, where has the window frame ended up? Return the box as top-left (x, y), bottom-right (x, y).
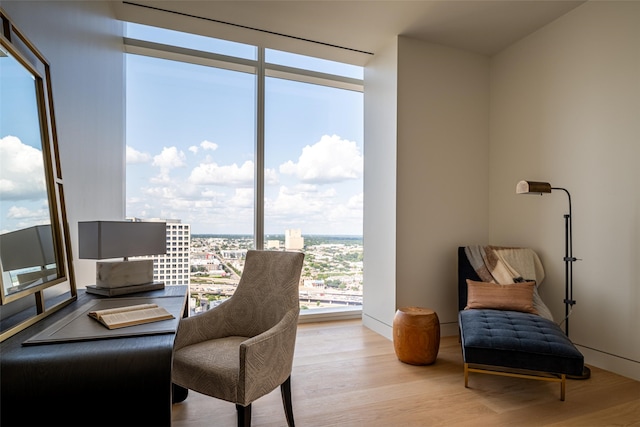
top-left (123, 25), bottom-right (364, 320)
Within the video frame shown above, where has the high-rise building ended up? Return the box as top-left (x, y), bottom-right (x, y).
top-left (129, 218), bottom-right (190, 286)
top-left (285, 229), bottom-right (304, 251)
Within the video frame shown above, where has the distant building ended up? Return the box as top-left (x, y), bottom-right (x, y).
top-left (129, 218), bottom-right (191, 286)
top-left (221, 249), bottom-right (246, 259)
top-left (191, 253), bottom-right (221, 272)
top-left (266, 239), bottom-right (281, 249)
top-left (285, 229), bottom-right (304, 251)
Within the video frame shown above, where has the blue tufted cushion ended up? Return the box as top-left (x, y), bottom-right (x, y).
top-left (459, 309), bottom-right (584, 376)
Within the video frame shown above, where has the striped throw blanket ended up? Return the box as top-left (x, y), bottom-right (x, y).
top-left (464, 245), bottom-right (554, 321)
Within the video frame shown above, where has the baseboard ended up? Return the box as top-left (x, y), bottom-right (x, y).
top-left (440, 321), bottom-right (460, 337)
top-left (362, 313), bottom-right (392, 340)
top-left (576, 344), bottom-right (640, 381)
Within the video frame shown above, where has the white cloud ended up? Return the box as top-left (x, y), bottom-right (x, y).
top-left (265, 167), bottom-right (279, 185)
top-left (347, 192), bottom-right (363, 209)
top-left (126, 145), bottom-right (151, 164)
top-left (126, 135), bottom-right (363, 234)
top-left (323, 192), bottom-right (363, 225)
top-left (279, 134), bottom-right (363, 184)
top-left (152, 146), bottom-right (186, 182)
top-left (200, 140), bottom-right (219, 151)
top-left (143, 185), bottom-right (180, 200)
top-left (4, 205), bottom-right (51, 229)
top-left (189, 160), bottom-right (254, 187)
top-left (7, 205), bottom-right (48, 220)
top-left (200, 189), bottom-right (226, 198)
top-left (228, 188), bottom-right (254, 208)
top-left (189, 140), bottom-right (218, 155)
top-left (153, 146), bottom-right (186, 170)
top-left (263, 185), bottom-right (362, 235)
top-left (0, 135), bottom-right (47, 200)
top-left (266, 185), bottom-right (334, 216)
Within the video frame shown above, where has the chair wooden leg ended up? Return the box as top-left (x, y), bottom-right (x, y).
top-left (280, 376), bottom-right (295, 427)
top-left (236, 403), bottom-right (251, 427)
top-left (172, 383), bottom-right (189, 403)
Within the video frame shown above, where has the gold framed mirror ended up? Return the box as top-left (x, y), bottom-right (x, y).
top-left (0, 8), bottom-right (76, 341)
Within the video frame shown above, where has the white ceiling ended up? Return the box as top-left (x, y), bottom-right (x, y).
top-left (119, 1), bottom-right (585, 59)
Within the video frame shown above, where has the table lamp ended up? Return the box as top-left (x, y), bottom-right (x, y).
top-left (78, 221), bottom-right (166, 289)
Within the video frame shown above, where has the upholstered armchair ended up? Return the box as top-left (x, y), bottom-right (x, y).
top-left (172, 249), bottom-right (305, 427)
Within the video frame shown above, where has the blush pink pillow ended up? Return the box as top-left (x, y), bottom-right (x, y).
top-left (465, 279), bottom-right (538, 314)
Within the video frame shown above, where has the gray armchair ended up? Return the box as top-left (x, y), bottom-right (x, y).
top-left (172, 249), bottom-right (304, 427)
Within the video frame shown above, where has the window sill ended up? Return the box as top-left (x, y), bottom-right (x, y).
top-left (298, 305), bottom-right (362, 323)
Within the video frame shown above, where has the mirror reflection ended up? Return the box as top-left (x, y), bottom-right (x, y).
top-left (0, 41), bottom-right (59, 297)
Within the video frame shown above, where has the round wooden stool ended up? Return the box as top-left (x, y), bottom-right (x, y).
top-left (393, 306), bottom-right (440, 365)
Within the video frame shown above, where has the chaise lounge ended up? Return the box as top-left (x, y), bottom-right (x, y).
top-left (457, 246), bottom-right (584, 400)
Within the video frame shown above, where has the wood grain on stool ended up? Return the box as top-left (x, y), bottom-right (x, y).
top-left (393, 306), bottom-right (440, 365)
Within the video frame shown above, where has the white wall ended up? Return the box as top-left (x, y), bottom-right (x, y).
top-left (396, 37), bottom-right (489, 336)
top-left (363, 36), bottom-right (490, 338)
top-left (3, 1), bottom-right (125, 287)
top-left (489, 1), bottom-right (640, 380)
top-left (362, 38), bottom-right (398, 339)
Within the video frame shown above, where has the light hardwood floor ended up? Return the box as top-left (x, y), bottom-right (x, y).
top-left (172, 320), bottom-right (640, 427)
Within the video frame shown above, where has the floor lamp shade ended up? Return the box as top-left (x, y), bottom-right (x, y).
top-left (78, 221), bottom-right (166, 288)
top-left (516, 180), bottom-right (552, 194)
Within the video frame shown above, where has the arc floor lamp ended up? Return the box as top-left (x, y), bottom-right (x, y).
top-left (516, 180), bottom-right (590, 379)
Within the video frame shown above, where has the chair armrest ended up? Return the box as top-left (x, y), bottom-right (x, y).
top-left (237, 308), bottom-right (300, 405)
top-left (173, 299), bottom-right (235, 351)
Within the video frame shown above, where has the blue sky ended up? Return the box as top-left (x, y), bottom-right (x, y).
top-left (0, 47), bottom-right (51, 234)
top-left (0, 24), bottom-right (364, 238)
top-left (125, 34), bottom-right (363, 236)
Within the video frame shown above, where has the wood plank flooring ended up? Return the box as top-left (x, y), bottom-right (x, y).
top-left (171, 320), bottom-right (640, 426)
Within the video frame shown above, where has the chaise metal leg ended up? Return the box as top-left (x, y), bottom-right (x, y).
top-left (464, 363), bottom-right (568, 401)
top-left (464, 363), bottom-right (469, 388)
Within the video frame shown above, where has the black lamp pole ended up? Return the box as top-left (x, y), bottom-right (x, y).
top-left (553, 187), bottom-right (576, 337)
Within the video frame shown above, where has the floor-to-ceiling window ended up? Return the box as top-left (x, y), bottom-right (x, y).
top-left (125, 23), bottom-right (363, 314)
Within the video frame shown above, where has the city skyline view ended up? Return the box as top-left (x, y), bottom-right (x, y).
top-left (187, 233), bottom-right (363, 313)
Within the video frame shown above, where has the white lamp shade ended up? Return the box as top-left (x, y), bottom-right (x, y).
top-left (78, 221), bottom-right (166, 259)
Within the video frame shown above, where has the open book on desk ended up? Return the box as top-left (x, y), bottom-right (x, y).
top-left (88, 303), bottom-right (174, 330)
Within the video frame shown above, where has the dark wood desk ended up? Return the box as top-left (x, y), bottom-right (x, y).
top-left (1, 285), bottom-right (188, 427)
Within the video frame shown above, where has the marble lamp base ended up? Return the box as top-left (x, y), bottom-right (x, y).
top-left (96, 259), bottom-right (154, 288)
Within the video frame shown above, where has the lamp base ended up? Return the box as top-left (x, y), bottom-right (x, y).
top-left (568, 365), bottom-right (591, 380)
top-left (96, 259), bottom-right (154, 288)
